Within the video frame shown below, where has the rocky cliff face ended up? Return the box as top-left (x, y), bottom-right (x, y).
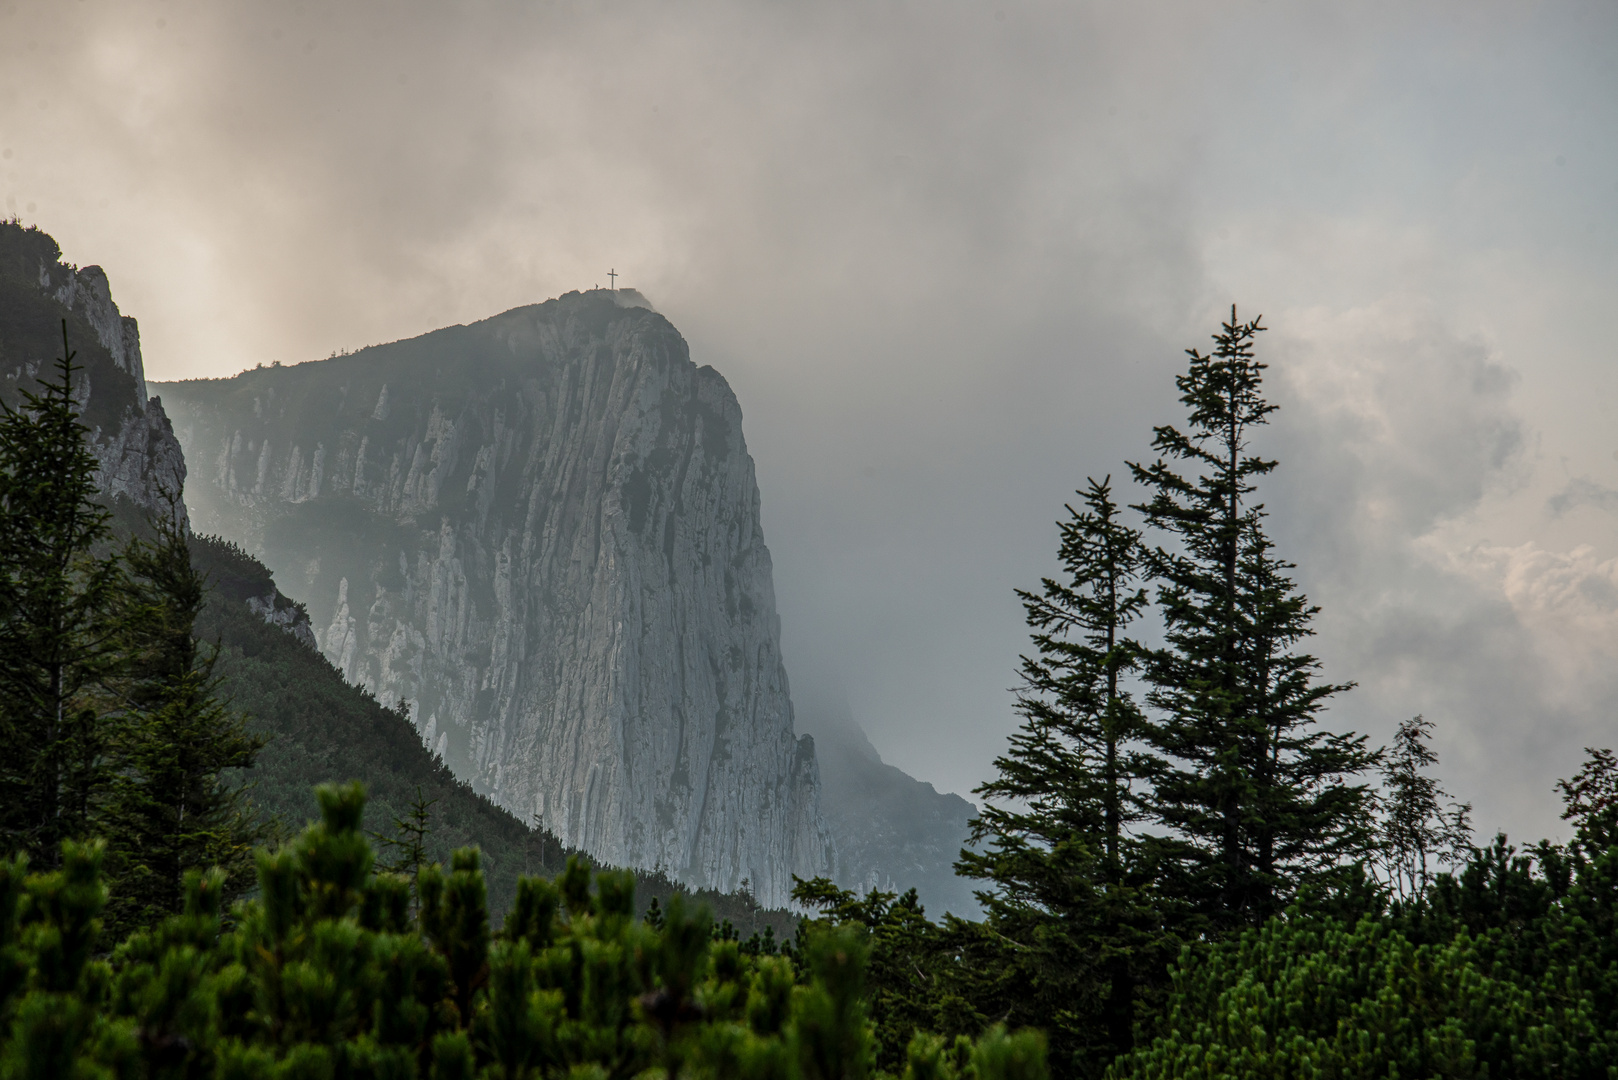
top-left (0, 222), bottom-right (187, 524)
top-left (158, 290), bottom-right (831, 905)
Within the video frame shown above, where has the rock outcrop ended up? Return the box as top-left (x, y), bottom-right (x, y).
top-left (158, 291), bottom-right (831, 905)
top-left (0, 222), bottom-right (186, 526)
top-left (245, 591), bottom-right (319, 650)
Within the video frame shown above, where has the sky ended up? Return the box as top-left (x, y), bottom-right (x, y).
top-left (4, 0), bottom-right (1617, 845)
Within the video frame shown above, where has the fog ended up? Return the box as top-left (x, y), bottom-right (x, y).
top-left (4, 0), bottom-right (1617, 842)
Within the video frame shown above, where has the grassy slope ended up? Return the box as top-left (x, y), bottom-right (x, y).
top-left (191, 533), bottom-right (798, 940)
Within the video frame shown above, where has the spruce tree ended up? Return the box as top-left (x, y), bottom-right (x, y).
top-left (375, 785), bottom-right (437, 912)
top-left (0, 322), bottom-right (126, 867)
top-left (1129, 306), bottom-right (1375, 930)
top-left (102, 501), bottom-right (265, 933)
top-left (960, 477), bottom-right (1166, 1068)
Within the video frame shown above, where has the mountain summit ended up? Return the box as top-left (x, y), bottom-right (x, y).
top-left (159, 291), bottom-right (831, 905)
top-left (0, 223), bottom-right (187, 525)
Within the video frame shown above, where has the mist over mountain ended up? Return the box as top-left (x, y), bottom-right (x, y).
top-left (793, 680), bottom-right (980, 917)
top-left (156, 291), bottom-right (980, 910)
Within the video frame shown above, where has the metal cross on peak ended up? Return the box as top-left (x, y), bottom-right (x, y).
top-left (607, 268), bottom-right (617, 290)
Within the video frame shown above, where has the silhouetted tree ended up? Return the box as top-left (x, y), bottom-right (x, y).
top-left (102, 500), bottom-right (265, 934)
top-left (1130, 306), bottom-right (1376, 929)
top-left (960, 477), bottom-right (1170, 1069)
top-left (375, 785), bottom-right (437, 913)
top-left (1377, 715), bottom-right (1471, 905)
top-left (0, 322), bottom-right (126, 867)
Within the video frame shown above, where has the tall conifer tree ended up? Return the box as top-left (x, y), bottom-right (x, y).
top-left (103, 501), bottom-right (265, 932)
top-left (0, 323), bottom-right (125, 867)
top-left (962, 477), bottom-right (1167, 1069)
top-left (1129, 307), bottom-right (1375, 930)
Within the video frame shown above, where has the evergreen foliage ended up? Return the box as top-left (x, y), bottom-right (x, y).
top-left (102, 499), bottom-right (267, 938)
top-left (0, 783), bottom-right (1050, 1080)
top-left (375, 788), bottom-right (439, 912)
top-left (916, 308), bottom-right (1388, 1077)
top-left (0, 319), bottom-right (263, 932)
top-left (1128, 307), bottom-right (1376, 928)
top-left (1111, 776), bottom-right (1618, 1080)
top-left (1111, 901), bottom-right (1616, 1080)
top-left (957, 477), bottom-right (1169, 1069)
top-left (0, 322), bottom-right (127, 870)
top-left (791, 879), bottom-right (956, 1076)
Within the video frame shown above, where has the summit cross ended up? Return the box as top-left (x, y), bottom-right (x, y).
top-left (608, 268), bottom-right (617, 290)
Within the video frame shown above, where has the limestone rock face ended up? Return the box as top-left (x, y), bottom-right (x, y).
top-left (245, 592), bottom-right (319, 650)
top-left (42, 262), bottom-right (149, 402)
top-left (158, 291), bottom-right (832, 905)
top-left (0, 224), bottom-right (187, 526)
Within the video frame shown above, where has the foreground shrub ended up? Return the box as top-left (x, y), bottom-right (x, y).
top-left (0, 783), bottom-right (1046, 1080)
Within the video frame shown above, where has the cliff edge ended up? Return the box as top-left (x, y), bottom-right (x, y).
top-left (158, 291), bottom-right (832, 905)
top-left (0, 222), bottom-right (186, 524)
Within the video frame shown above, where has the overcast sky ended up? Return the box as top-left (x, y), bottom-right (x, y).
top-left (5, 0), bottom-right (1617, 844)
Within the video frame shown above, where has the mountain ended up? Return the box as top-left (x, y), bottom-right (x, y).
top-left (0, 222), bottom-right (185, 527)
top-left (0, 219), bottom-right (796, 936)
top-left (157, 291), bottom-right (830, 906)
top-left (188, 531), bottom-right (795, 937)
top-left (793, 686), bottom-right (982, 917)
top-left (5, 215), bottom-right (979, 913)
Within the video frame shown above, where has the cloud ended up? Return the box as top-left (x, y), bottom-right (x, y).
top-left (1259, 298), bottom-right (1611, 839)
top-left (1548, 478), bottom-right (1618, 518)
top-left (1454, 542), bottom-right (1618, 690)
top-left (1270, 296), bottom-right (1525, 548)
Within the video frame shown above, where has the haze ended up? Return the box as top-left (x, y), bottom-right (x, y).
top-left (4, 0), bottom-right (1616, 844)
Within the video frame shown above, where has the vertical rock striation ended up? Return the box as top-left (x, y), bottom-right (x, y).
top-left (158, 290), bottom-right (832, 905)
top-left (0, 222), bottom-right (186, 525)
